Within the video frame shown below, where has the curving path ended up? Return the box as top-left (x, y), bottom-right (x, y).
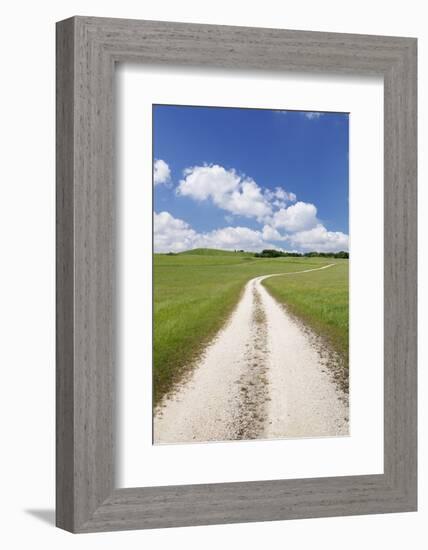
top-left (154, 264), bottom-right (349, 444)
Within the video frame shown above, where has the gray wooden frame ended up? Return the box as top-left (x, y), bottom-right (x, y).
top-left (56, 16), bottom-right (417, 533)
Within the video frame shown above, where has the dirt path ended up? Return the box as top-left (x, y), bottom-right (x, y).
top-left (154, 265), bottom-right (349, 444)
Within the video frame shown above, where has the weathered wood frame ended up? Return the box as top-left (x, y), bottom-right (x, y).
top-left (56, 16), bottom-right (417, 533)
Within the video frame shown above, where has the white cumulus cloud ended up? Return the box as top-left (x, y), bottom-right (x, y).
top-left (262, 224), bottom-right (284, 242)
top-left (287, 224), bottom-right (349, 252)
top-left (154, 210), bottom-right (348, 254)
top-left (154, 211), bottom-right (278, 253)
top-left (264, 187), bottom-right (297, 209)
top-left (177, 164), bottom-right (274, 221)
top-left (271, 201), bottom-right (318, 232)
top-left (198, 226), bottom-right (272, 251)
top-left (153, 159), bottom-right (171, 186)
top-left (154, 211), bottom-right (196, 252)
top-left (155, 162), bottom-right (348, 254)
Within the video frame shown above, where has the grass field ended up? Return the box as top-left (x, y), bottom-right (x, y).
top-left (153, 248), bottom-right (348, 405)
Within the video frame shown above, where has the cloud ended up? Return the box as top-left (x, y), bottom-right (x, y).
top-left (153, 159), bottom-right (171, 186)
top-left (155, 163), bottom-right (348, 254)
top-left (304, 112), bottom-right (323, 120)
top-left (262, 224), bottom-right (284, 242)
top-left (177, 164), bottom-right (273, 221)
top-left (154, 210), bottom-right (348, 254)
top-left (273, 187), bottom-right (296, 203)
top-left (271, 201), bottom-right (318, 232)
top-left (154, 211), bottom-right (197, 252)
top-left (199, 226), bottom-right (273, 251)
top-left (264, 187), bottom-right (297, 209)
top-left (177, 164), bottom-right (297, 222)
top-left (154, 211), bottom-right (277, 253)
top-left (286, 224), bottom-right (349, 252)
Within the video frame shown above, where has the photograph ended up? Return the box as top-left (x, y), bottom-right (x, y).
top-left (152, 104), bottom-right (350, 445)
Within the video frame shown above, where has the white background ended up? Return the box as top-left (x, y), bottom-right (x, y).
top-left (118, 67), bottom-right (384, 487)
top-left (0, 1), bottom-right (425, 549)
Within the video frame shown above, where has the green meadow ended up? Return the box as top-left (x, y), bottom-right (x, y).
top-left (153, 249), bottom-right (349, 404)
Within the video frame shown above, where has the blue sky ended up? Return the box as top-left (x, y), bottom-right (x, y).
top-left (153, 105), bottom-right (349, 253)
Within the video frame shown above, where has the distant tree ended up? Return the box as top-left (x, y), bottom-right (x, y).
top-left (255, 249), bottom-right (302, 258)
top-left (259, 249), bottom-right (284, 257)
top-left (256, 249), bottom-right (349, 259)
top-left (335, 250), bottom-right (349, 259)
top-left (304, 251), bottom-right (349, 258)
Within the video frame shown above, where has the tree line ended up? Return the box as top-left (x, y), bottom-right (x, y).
top-left (254, 249), bottom-right (349, 259)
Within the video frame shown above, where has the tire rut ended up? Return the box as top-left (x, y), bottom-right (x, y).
top-left (234, 281), bottom-right (270, 440)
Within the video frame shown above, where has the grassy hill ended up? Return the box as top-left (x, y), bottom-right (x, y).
top-left (178, 247), bottom-right (253, 257)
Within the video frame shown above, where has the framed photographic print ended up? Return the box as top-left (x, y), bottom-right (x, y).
top-left (56, 17), bottom-right (417, 532)
top-left (150, 104), bottom-right (351, 447)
